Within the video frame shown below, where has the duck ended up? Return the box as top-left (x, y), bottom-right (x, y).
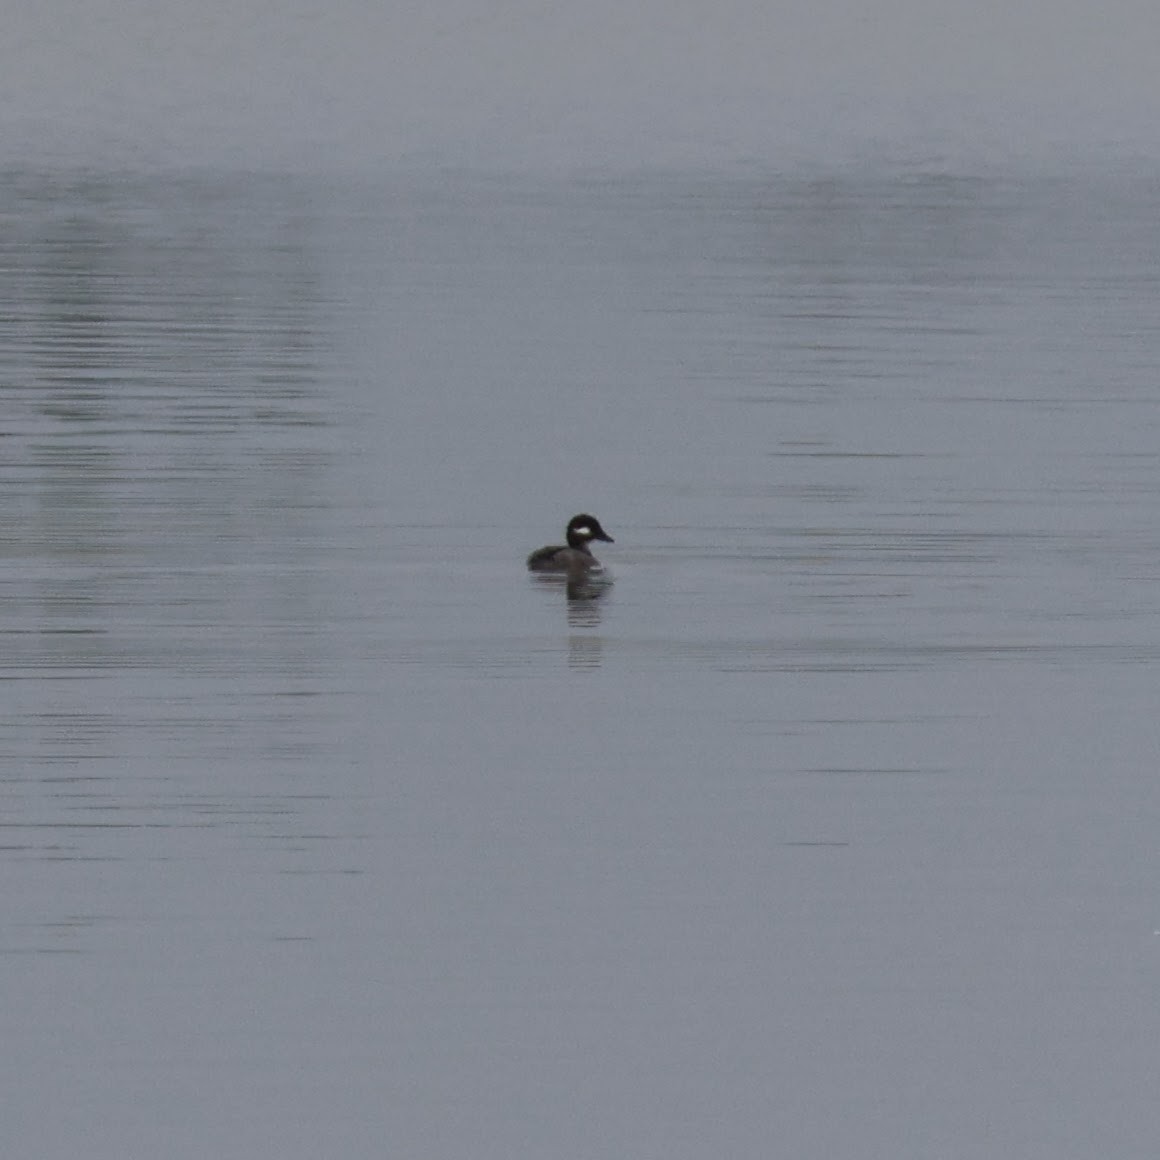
top-left (526, 514), bottom-right (614, 573)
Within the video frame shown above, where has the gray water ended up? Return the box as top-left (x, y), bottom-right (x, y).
top-left (3, 167), bottom-right (1160, 1158)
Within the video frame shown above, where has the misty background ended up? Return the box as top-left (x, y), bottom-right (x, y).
top-left (4, 0), bottom-right (1160, 173)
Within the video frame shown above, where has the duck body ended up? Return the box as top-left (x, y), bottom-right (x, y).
top-left (527, 514), bottom-right (614, 573)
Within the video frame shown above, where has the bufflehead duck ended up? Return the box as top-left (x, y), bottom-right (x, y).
top-left (527, 514), bottom-right (614, 573)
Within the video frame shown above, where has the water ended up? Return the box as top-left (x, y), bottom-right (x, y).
top-left (2, 166), bottom-right (1160, 1158)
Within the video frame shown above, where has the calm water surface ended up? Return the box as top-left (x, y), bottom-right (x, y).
top-left (2, 167), bottom-right (1159, 1158)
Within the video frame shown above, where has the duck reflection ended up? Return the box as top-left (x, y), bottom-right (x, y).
top-left (565, 576), bottom-right (610, 628)
top-left (532, 572), bottom-right (611, 612)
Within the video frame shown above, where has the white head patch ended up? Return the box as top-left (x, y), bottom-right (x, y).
top-left (573, 525), bottom-right (592, 537)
